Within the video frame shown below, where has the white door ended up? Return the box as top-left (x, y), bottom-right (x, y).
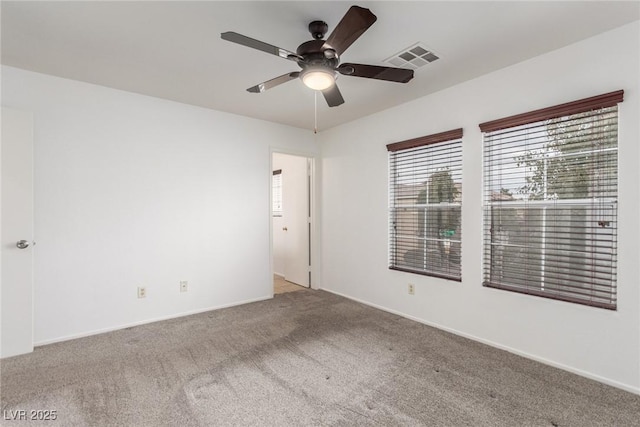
top-left (1, 107), bottom-right (34, 358)
top-left (273, 153), bottom-right (310, 288)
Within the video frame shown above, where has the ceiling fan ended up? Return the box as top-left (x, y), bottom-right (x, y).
top-left (221, 5), bottom-right (414, 107)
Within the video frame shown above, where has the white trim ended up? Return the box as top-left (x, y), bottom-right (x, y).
top-left (33, 295), bottom-right (272, 347)
top-left (320, 288), bottom-right (640, 396)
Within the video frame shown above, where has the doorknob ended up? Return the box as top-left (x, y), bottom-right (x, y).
top-left (282, 227), bottom-right (288, 231)
top-left (16, 240), bottom-right (35, 249)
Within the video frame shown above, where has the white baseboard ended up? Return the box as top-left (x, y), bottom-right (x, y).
top-left (34, 295), bottom-right (273, 347)
top-left (273, 272), bottom-right (285, 278)
top-left (320, 287), bottom-right (640, 396)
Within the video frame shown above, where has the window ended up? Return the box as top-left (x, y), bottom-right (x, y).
top-left (480, 90), bottom-right (623, 309)
top-left (272, 169), bottom-right (282, 217)
top-left (387, 129), bottom-right (463, 280)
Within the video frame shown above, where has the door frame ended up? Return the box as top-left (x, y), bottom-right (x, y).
top-left (269, 147), bottom-right (319, 294)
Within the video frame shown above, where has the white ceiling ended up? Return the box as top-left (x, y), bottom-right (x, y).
top-left (2, 1), bottom-right (639, 131)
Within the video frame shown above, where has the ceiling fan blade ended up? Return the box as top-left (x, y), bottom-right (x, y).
top-left (323, 6), bottom-right (377, 55)
top-left (322, 84), bottom-right (345, 107)
top-left (247, 72), bottom-right (300, 93)
top-left (337, 63), bottom-right (414, 83)
top-left (221, 32), bottom-right (301, 62)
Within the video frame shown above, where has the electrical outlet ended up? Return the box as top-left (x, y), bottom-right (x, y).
top-left (180, 280), bottom-right (188, 292)
top-left (408, 283), bottom-right (415, 295)
top-left (137, 287), bottom-right (146, 298)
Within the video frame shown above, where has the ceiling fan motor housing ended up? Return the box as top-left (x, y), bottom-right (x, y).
top-left (296, 39), bottom-right (339, 70)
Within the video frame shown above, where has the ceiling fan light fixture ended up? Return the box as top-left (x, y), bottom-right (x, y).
top-left (300, 67), bottom-right (335, 91)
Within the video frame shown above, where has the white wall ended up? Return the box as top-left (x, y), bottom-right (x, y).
top-left (319, 22), bottom-right (640, 393)
top-left (1, 66), bottom-right (318, 345)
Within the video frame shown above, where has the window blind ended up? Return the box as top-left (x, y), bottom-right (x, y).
top-left (388, 129), bottom-right (463, 281)
top-left (480, 91), bottom-right (623, 309)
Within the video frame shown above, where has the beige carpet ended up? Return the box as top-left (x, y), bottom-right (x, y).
top-left (1, 290), bottom-right (639, 426)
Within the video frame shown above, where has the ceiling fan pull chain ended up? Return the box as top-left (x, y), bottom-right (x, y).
top-left (314, 90), bottom-right (318, 134)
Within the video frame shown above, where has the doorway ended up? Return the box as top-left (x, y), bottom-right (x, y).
top-left (272, 152), bottom-right (312, 294)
